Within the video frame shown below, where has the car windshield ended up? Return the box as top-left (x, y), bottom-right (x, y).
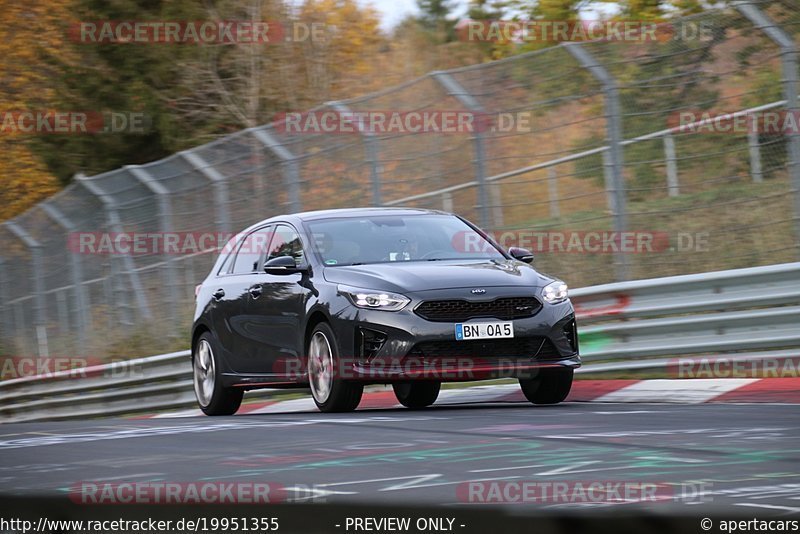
top-left (305, 214), bottom-right (505, 266)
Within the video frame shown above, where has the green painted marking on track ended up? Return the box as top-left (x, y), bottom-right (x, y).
top-left (219, 443), bottom-right (800, 479)
top-left (577, 330), bottom-right (614, 354)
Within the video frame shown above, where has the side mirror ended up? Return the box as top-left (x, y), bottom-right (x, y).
top-left (264, 255), bottom-right (304, 275)
top-left (508, 247), bottom-right (534, 264)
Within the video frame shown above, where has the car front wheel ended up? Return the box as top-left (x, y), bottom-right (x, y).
top-left (519, 367), bottom-right (573, 405)
top-left (193, 332), bottom-right (243, 415)
top-left (393, 381), bottom-right (441, 409)
top-left (307, 322), bottom-right (363, 413)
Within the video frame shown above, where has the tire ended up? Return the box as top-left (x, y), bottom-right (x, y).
top-left (193, 332), bottom-right (243, 415)
top-left (307, 322), bottom-right (363, 413)
top-left (519, 367), bottom-right (573, 405)
top-left (393, 381), bottom-right (441, 409)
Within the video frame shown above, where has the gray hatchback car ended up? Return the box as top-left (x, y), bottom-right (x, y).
top-left (192, 208), bottom-right (579, 414)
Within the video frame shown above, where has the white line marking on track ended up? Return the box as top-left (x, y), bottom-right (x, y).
top-left (595, 378), bottom-right (758, 404)
top-left (469, 464), bottom-right (544, 473)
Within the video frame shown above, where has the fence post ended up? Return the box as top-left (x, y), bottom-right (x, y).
top-left (76, 174), bottom-right (151, 324)
top-left (55, 290), bottom-right (69, 336)
top-left (0, 255), bottom-right (13, 348)
top-left (180, 151), bottom-right (232, 235)
top-left (442, 192), bottom-right (454, 213)
top-left (13, 302), bottom-right (26, 355)
top-left (601, 151), bottom-right (619, 216)
top-left (430, 71), bottom-right (493, 230)
top-left (41, 203), bottom-right (90, 348)
top-left (127, 165), bottom-right (180, 333)
top-left (663, 133), bottom-right (680, 196)
top-left (736, 2), bottom-right (800, 257)
top-left (250, 128), bottom-right (302, 213)
top-left (548, 167), bottom-right (560, 218)
top-left (3, 222), bottom-right (48, 358)
top-left (565, 43), bottom-right (629, 281)
top-left (748, 129), bottom-right (763, 183)
top-left (329, 102), bottom-right (383, 206)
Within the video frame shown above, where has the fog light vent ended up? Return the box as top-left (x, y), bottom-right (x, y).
top-left (356, 328), bottom-right (387, 362)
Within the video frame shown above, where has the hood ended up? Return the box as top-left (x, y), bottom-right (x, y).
top-left (322, 259), bottom-right (552, 293)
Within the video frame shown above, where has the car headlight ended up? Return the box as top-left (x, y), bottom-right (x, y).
top-left (542, 281), bottom-right (569, 304)
top-left (338, 285), bottom-right (410, 311)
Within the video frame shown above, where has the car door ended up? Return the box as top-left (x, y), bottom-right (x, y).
top-left (218, 225), bottom-right (273, 374)
top-left (241, 223), bottom-right (311, 377)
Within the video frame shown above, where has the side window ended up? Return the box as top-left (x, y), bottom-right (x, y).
top-left (231, 227), bottom-right (273, 275)
top-left (267, 225), bottom-right (305, 266)
top-left (216, 235), bottom-right (238, 275)
top-left (217, 251), bottom-right (234, 275)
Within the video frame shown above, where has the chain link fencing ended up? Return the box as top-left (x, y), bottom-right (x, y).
top-left (1, 1), bottom-right (799, 359)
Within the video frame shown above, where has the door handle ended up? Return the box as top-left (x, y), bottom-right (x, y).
top-left (212, 288), bottom-right (225, 300)
top-left (249, 285), bottom-right (263, 298)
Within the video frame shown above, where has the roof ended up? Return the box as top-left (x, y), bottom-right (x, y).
top-left (239, 207), bottom-right (451, 235)
top-left (293, 207), bottom-right (447, 221)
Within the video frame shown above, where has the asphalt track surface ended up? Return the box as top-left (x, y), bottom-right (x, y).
top-left (0, 401), bottom-right (798, 515)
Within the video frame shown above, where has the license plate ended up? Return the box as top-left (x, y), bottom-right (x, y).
top-left (455, 322), bottom-right (514, 340)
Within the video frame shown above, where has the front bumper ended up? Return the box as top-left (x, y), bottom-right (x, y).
top-left (328, 289), bottom-right (580, 383)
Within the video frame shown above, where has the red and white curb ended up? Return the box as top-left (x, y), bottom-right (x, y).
top-left (143, 378), bottom-right (800, 419)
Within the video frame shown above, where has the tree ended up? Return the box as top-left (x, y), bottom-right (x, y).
top-left (417, 0), bottom-right (457, 42)
top-left (29, 0), bottom-right (204, 183)
top-left (28, 0), bottom-right (387, 183)
top-left (531, 0), bottom-right (583, 20)
top-left (418, 0), bottom-right (456, 28)
top-left (620, 0), bottom-right (665, 19)
top-left (0, 0), bottom-right (65, 219)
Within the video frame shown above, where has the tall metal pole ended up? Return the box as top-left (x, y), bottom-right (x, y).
top-left (3, 222), bottom-right (48, 358)
top-left (127, 165), bottom-right (180, 332)
top-left (431, 71), bottom-right (492, 230)
top-left (329, 101), bottom-right (383, 206)
top-left (736, 2), bottom-right (800, 257)
top-left (0, 255), bottom-right (14, 349)
top-left (565, 42), bottom-right (630, 281)
top-left (250, 128), bottom-right (302, 213)
top-left (76, 174), bottom-right (152, 323)
top-left (180, 150), bottom-right (232, 235)
top-left (41, 203), bottom-right (90, 349)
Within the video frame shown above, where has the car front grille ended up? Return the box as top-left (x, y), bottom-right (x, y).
top-left (407, 337), bottom-right (560, 360)
top-left (414, 297), bottom-right (542, 322)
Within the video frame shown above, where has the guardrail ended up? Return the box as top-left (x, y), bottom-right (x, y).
top-left (1, 262), bottom-right (798, 423)
top-left (572, 261), bottom-right (800, 362)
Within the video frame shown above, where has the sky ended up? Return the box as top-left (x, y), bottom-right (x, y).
top-left (359, 0), bottom-right (618, 32)
top-left (360, 0), bottom-right (470, 31)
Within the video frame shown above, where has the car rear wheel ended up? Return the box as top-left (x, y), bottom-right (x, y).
top-left (519, 368), bottom-right (573, 405)
top-left (393, 381), bottom-right (441, 409)
top-left (193, 332), bottom-right (243, 415)
top-left (308, 322), bottom-right (363, 413)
